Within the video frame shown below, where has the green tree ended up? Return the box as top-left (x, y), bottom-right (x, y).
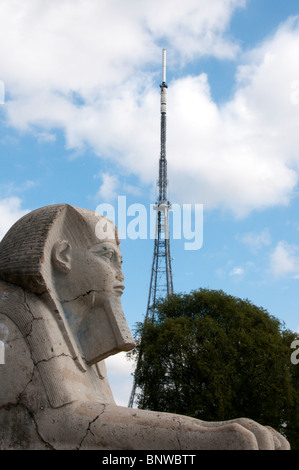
top-left (130, 289), bottom-right (299, 449)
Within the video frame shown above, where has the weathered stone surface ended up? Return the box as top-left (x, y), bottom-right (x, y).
top-left (0, 204), bottom-right (290, 450)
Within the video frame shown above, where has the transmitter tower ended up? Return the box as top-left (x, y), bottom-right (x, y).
top-left (128, 49), bottom-right (173, 407)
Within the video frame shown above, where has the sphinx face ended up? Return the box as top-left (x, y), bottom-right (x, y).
top-left (61, 239), bottom-right (124, 307)
top-left (51, 214), bottom-right (135, 363)
top-left (84, 240), bottom-right (124, 303)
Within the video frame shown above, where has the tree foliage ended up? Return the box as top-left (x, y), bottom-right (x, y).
top-left (130, 289), bottom-right (299, 449)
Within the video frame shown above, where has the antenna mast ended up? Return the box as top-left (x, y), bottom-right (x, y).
top-left (128, 49), bottom-right (174, 408)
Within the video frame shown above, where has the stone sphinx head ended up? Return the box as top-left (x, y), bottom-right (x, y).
top-left (0, 204), bottom-right (135, 370)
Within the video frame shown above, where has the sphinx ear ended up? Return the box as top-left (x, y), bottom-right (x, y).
top-left (52, 240), bottom-right (71, 274)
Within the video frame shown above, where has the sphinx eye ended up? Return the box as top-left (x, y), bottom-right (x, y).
top-left (101, 250), bottom-right (114, 261)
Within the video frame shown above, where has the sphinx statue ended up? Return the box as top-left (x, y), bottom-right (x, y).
top-left (0, 204), bottom-right (290, 450)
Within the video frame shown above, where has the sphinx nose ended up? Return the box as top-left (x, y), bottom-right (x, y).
top-left (116, 270), bottom-right (124, 282)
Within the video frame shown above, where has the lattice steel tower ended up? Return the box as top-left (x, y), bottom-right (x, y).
top-left (128, 48), bottom-right (173, 407)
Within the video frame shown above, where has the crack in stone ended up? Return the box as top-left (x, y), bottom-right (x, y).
top-left (26, 406), bottom-right (56, 450)
top-left (23, 291), bottom-right (35, 323)
top-left (76, 404), bottom-right (106, 450)
top-left (176, 418), bottom-right (183, 450)
top-left (18, 368), bottom-right (35, 401)
top-left (61, 290), bottom-right (96, 304)
top-left (0, 402), bottom-right (55, 450)
top-left (34, 290), bottom-right (49, 298)
top-left (34, 352), bottom-right (73, 366)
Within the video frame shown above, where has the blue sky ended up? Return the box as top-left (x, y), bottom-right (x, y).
top-left (1, 0), bottom-right (299, 405)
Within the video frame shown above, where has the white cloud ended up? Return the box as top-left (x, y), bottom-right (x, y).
top-left (0, 197), bottom-right (30, 240)
top-left (142, 0), bottom-right (245, 61)
top-left (238, 228), bottom-right (272, 253)
top-left (0, 0), bottom-right (243, 98)
top-left (270, 241), bottom-right (299, 278)
top-left (96, 173), bottom-right (119, 202)
top-left (36, 131), bottom-right (56, 143)
top-left (229, 266), bottom-right (244, 278)
top-left (1, 2), bottom-right (299, 217)
top-left (105, 352), bottom-right (135, 407)
top-left (217, 260), bottom-right (256, 281)
top-left (168, 18), bottom-right (299, 216)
